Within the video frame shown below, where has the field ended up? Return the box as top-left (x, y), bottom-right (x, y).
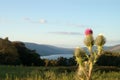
top-left (0, 65), bottom-right (120, 80)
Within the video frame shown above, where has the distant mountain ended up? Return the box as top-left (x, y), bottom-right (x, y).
top-left (25, 42), bottom-right (74, 56)
top-left (25, 42), bottom-right (120, 57)
top-left (108, 44), bottom-right (120, 52)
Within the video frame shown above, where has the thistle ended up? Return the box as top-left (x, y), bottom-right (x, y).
top-left (75, 29), bottom-right (106, 80)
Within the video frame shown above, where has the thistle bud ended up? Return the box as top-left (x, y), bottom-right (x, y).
top-left (74, 47), bottom-right (86, 58)
top-left (84, 35), bottom-right (94, 47)
top-left (95, 34), bottom-right (106, 54)
top-left (95, 34), bottom-right (106, 46)
top-left (74, 47), bottom-right (86, 65)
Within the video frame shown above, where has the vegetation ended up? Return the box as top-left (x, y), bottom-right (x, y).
top-left (96, 51), bottom-right (120, 67)
top-left (0, 37), bottom-right (44, 66)
top-left (12, 41), bottom-right (44, 66)
top-left (0, 37), bottom-right (20, 65)
top-left (0, 37), bottom-right (120, 67)
top-left (0, 36), bottom-right (120, 80)
top-left (0, 37), bottom-right (77, 66)
top-left (0, 66), bottom-right (120, 80)
top-left (74, 29), bottom-right (107, 80)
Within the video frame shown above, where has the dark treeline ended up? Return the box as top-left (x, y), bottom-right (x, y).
top-left (96, 51), bottom-right (120, 67)
top-left (0, 37), bottom-right (120, 67)
top-left (43, 57), bottom-right (76, 67)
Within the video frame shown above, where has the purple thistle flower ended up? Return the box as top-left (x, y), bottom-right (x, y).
top-left (85, 28), bottom-right (93, 36)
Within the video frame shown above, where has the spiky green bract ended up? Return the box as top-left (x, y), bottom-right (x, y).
top-left (95, 34), bottom-right (106, 46)
top-left (74, 47), bottom-right (87, 65)
top-left (84, 35), bottom-right (94, 47)
top-left (95, 34), bottom-right (106, 55)
top-left (84, 35), bottom-right (94, 54)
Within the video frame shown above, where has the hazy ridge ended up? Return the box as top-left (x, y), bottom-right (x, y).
top-left (25, 42), bottom-right (74, 56)
top-left (25, 42), bottom-right (120, 57)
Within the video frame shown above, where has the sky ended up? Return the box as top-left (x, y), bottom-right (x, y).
top-left (0, 0), bottom-right (120, 48)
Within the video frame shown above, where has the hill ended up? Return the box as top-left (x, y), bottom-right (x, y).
top-left (25, 42), bottom-right (74, 56)
top-left (25, 42), bottom-right (120, 56)
top-left (108, 44), bottom-right (120, 52)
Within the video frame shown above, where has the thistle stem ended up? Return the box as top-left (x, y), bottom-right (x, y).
top-left (98, 46), bottom-right (102, 55)
top-left (88, 46), bottom-right (92, 55)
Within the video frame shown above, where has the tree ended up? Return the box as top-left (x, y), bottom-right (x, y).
top-left (0, 37), bottom-right (20, 65)
top-left (12, 41), bottom-right (43, 66)
top-left (56, 57), bottom-right (67, 66)
top-left (67, 57), bottom-right (76, 66)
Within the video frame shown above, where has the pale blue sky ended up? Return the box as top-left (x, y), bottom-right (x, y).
top-left (0, 0), bottom-right (120, 48)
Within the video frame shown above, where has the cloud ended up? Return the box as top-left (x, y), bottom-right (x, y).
top-left (23, 17), bottom-right (89, 27)
top-left (39, 19), bottom-right (47, 24)
top-left (23, 17), bottom-right (88, 26)
top-left (23, 17), bottom-right (31, 21)
top-left (66, 23), bottom-right (89, 28)
top-left (23, 17), bottom-right (47, 24)
top-left (0, 18), bottom-right (14, 23)
top-left (53, 21), bottom-right (89, 28)
top-left (49, 32), bottom-right (83, 35)
top-left (23, 17), bottom-right (32, 23)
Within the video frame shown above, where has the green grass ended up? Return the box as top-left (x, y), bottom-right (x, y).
top-left (0, 65), bottom-right (120, 80)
